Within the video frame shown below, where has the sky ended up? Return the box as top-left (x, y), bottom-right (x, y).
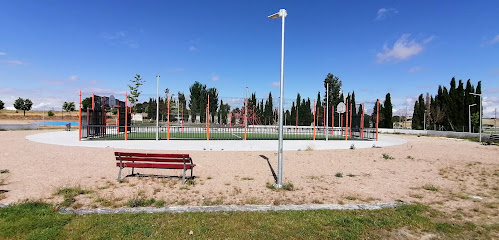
top-left (1, 1), bottom-right (498, 117)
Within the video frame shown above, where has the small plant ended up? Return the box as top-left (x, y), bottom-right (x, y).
top-left (185, 179), bottom-right (196, 186)
top-left (305, 145), bottom-right (314, 151)
top-left (127, 196), bottom-right (156, 207)
top-left (345, 196), bottom-right (357, 201)
top-left (266, 182), bottom-right (294, 191)
top-left (55, 186), bottom-right (93, 207)
top-left (410, 194), bottom-right (424, 199)
top-left (241, 177), bottom-right (254, 181)
top-left (47, 110), bottom-right (55, 117)
top-left (350, 144), bottom-right (355, 150)
top-left (382, 153), bottom-right (394, 159)
top-left (423, 184), bottom-right (439, 192)
top-left (372, 145), bottom-right (381, 148)
top-left (154, 200), bottom-right (166, 207)
top-left (335, 172), bottom-right (343, 178)
top-left (207, 176), bottom-right (212, 180)
top-left (407, 155), bottom-right (414, 160)
top-left (347, 173), bottom-right (356, 177)
top-left (0, 169), bottom-right (9, 174)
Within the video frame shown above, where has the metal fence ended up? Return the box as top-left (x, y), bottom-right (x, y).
top-left (81, 125), bottom-right (376, 140)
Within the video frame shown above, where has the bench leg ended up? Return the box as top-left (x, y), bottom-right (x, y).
top-left (117, 167), bottom-right (123, 182)
top-left (131, 167), bottom-right (135, 176)
top-left (182, 168), bottom-right (186, 184)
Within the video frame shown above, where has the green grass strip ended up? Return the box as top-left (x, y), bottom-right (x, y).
top-left (1, 202), bottom-right (497, 239)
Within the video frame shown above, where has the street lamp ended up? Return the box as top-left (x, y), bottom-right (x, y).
top-left (470, 93), bottom-right (482, 143)
top-left (469, 103), bottom-right (476, 133)
top-left (156, 75), bottom-right (160, 141)
top-left (268, 8), bottom-right (287, 188)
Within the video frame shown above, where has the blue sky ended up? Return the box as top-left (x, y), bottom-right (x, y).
top-left (1, 1), bottom-right (498, 117)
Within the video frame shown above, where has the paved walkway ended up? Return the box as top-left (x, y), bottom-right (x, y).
top-left (26, 130), bottom-right (407, 151)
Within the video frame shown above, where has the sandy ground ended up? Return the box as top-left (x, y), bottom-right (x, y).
top-left (0, 130), bottom-right (498, 224)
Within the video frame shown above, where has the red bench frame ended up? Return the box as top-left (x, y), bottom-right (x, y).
top-left (115, 152), bottom-right (195, 184)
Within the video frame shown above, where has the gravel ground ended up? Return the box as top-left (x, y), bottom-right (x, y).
top-left (0, 130), bottom-right (497, 224)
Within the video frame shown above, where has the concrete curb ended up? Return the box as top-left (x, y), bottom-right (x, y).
top-left (57, 202), bottom-right (408, 215)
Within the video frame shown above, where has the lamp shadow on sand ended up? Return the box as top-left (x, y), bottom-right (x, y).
top-left (259, 155), bottom-right (277, 183)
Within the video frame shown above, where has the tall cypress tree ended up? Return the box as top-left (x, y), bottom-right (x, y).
top-left (383, 93), bottom-right (393, 129)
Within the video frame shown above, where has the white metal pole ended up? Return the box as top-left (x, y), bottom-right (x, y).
top-left (276, 9), bottom-right (286, 188)
top-left (326, 83), bottom-right (329, 141)
top-left (469, 105), bottom-right (472, 133)
top-left (424, 110), bottom-right (426, 130)
top-left (156, 75), bottom-right (160, 141)
top-left (480, 95), bottom-right (482, 142)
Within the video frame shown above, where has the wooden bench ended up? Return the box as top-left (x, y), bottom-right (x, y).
top-left (115, 152), bottom-right (195, 184)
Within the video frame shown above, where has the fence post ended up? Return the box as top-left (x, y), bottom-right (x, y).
top-left (125, 92), bottom-right (128, 141)
top-left (313, 99), bottom-right (316, 140)
top-left (345, 99), bottom-right (348, 141)
top-left (168, 93), bottom-right (171, 141)
top-left (376, 100), bottom-right (379, 141)
top-left (78, 91), bottom-right (82, 141)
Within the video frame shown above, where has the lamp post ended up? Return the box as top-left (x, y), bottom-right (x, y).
top-left (268, 8), bottom-right (287, 188)
top-left (469, 103), bottom-right (476, 133)
top-left (156, 75), bottom-right (160, 141)
top-left (470, 93), bottom-right (482, 142)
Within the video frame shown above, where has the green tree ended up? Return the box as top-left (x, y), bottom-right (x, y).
top-left (62, 102), bottom-right (75, 116)
top-left (264, 92), bottom-right (274, 125)
top-left (81, 97), bottom-right (92, 110)
top-left (207, 88), bottom-right (219, 123)
top-left (324, 73), bottom-right (343, 127)
top-left (382, 93), bottom-right (393, 128)
top-left (0, 100), bottom-right (4, 110)
top-left (189, 81), bottom-right (205, 122)
top-left (127, 74), bottom-right (145, 112)
top-left (13, 97), bottom-right (33, 116)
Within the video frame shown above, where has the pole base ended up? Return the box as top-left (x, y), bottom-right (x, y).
top-left (273, 183), bottom-right (283, 189)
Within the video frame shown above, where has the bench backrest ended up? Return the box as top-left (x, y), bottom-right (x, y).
top-left (115, 152), bottom-right (191, 163)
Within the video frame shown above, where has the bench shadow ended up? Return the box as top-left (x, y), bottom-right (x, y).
top-left (259, 155), bottom-right (277, 183)
top-left (125, 173), bottom-right (195, 180)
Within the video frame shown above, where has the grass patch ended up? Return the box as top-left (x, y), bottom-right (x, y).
top-left (54, 186), bottom-right (93, 207)
top-left (1, 202), bottom-right (497, 239)
top-left (335, 172), bottom-right (343, 178)
top-left (0, 169), bottom-right (9, 174)
top-left (347, 173), bottom-right (356, 177)
top-left (241, 177), bottom-right (254, 181)
top-left (407, 155), bottom-right (414, 160)
top-left (382, 153), bottom-right (394, 160)
top-left (127, 196), bottom-right (156, 208)
top-left (185, 179), bottom-right (196, 186)
top-left (345, 196), bottom-right (357, 201)
top-left (266, 182), bottom-right (295, 191)
top-left (423, 184), bottom-right (439, 192)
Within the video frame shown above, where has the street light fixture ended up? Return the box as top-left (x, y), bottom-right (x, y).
top-left (268, 8), bottom-right (287, 188)
top-left (156, 75), bottom-right (160, 141)
top-left (470, 93), bottom-right (482, 143)
top-left (469, 103), bottom-right (476, 133)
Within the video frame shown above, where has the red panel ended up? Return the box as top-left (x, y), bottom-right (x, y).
top-left (116, 162), bottom-right (195, 169)
top-left (115, 157), bottom-right (189, 163)
top-left (114, 152), bottom-right (189, 158)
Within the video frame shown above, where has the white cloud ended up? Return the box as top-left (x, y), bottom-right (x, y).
top-left (408, 66), bottom-right (424, 73)
top-left (271, 82), bottom-right (280, 87)
top-left (2, 59), bottom-right (27, 65)
top-left (486, 35), bottom-right (499, 45)
top-left (0, 52), bottom-right (6, 56)
top-left (211, 74), bottom-right (220, 82)
top-left (375, 8), bottom-right (398, 20)
top-left (189, 46), bottom-right (197, 51)
top-left (170, 68), bottom-right (185, 73)
top-left (101, 31), bottom-right (139, 48)
top-left (89, 80), bottom-right (98, 85)
top-left (69, 75), bottom-right (79, 81)
top-left (483, 96), bottom-right (499, 118)
top-left (376, 34), bottom-right (433, 63)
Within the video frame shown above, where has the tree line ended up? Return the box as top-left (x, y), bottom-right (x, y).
top-left (411, 77), bottom-right (481, 131)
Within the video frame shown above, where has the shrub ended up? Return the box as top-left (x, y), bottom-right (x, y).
top-left (335, 172), bottom-right (343, 178)
top-left (47, 110), bottom-right (55, 117)
top-left (382, 153), bottom-right (394, 160)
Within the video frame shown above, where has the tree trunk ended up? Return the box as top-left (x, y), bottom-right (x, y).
top-left (23, 110), bottom-right (25, 116)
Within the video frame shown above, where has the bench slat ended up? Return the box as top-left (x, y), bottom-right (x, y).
top-left (116, 162), bottom-right (195, 169)
top-left (115, 152), bottom-right (189, 158)
top-left (115, 157), bottom-right (190, 163)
